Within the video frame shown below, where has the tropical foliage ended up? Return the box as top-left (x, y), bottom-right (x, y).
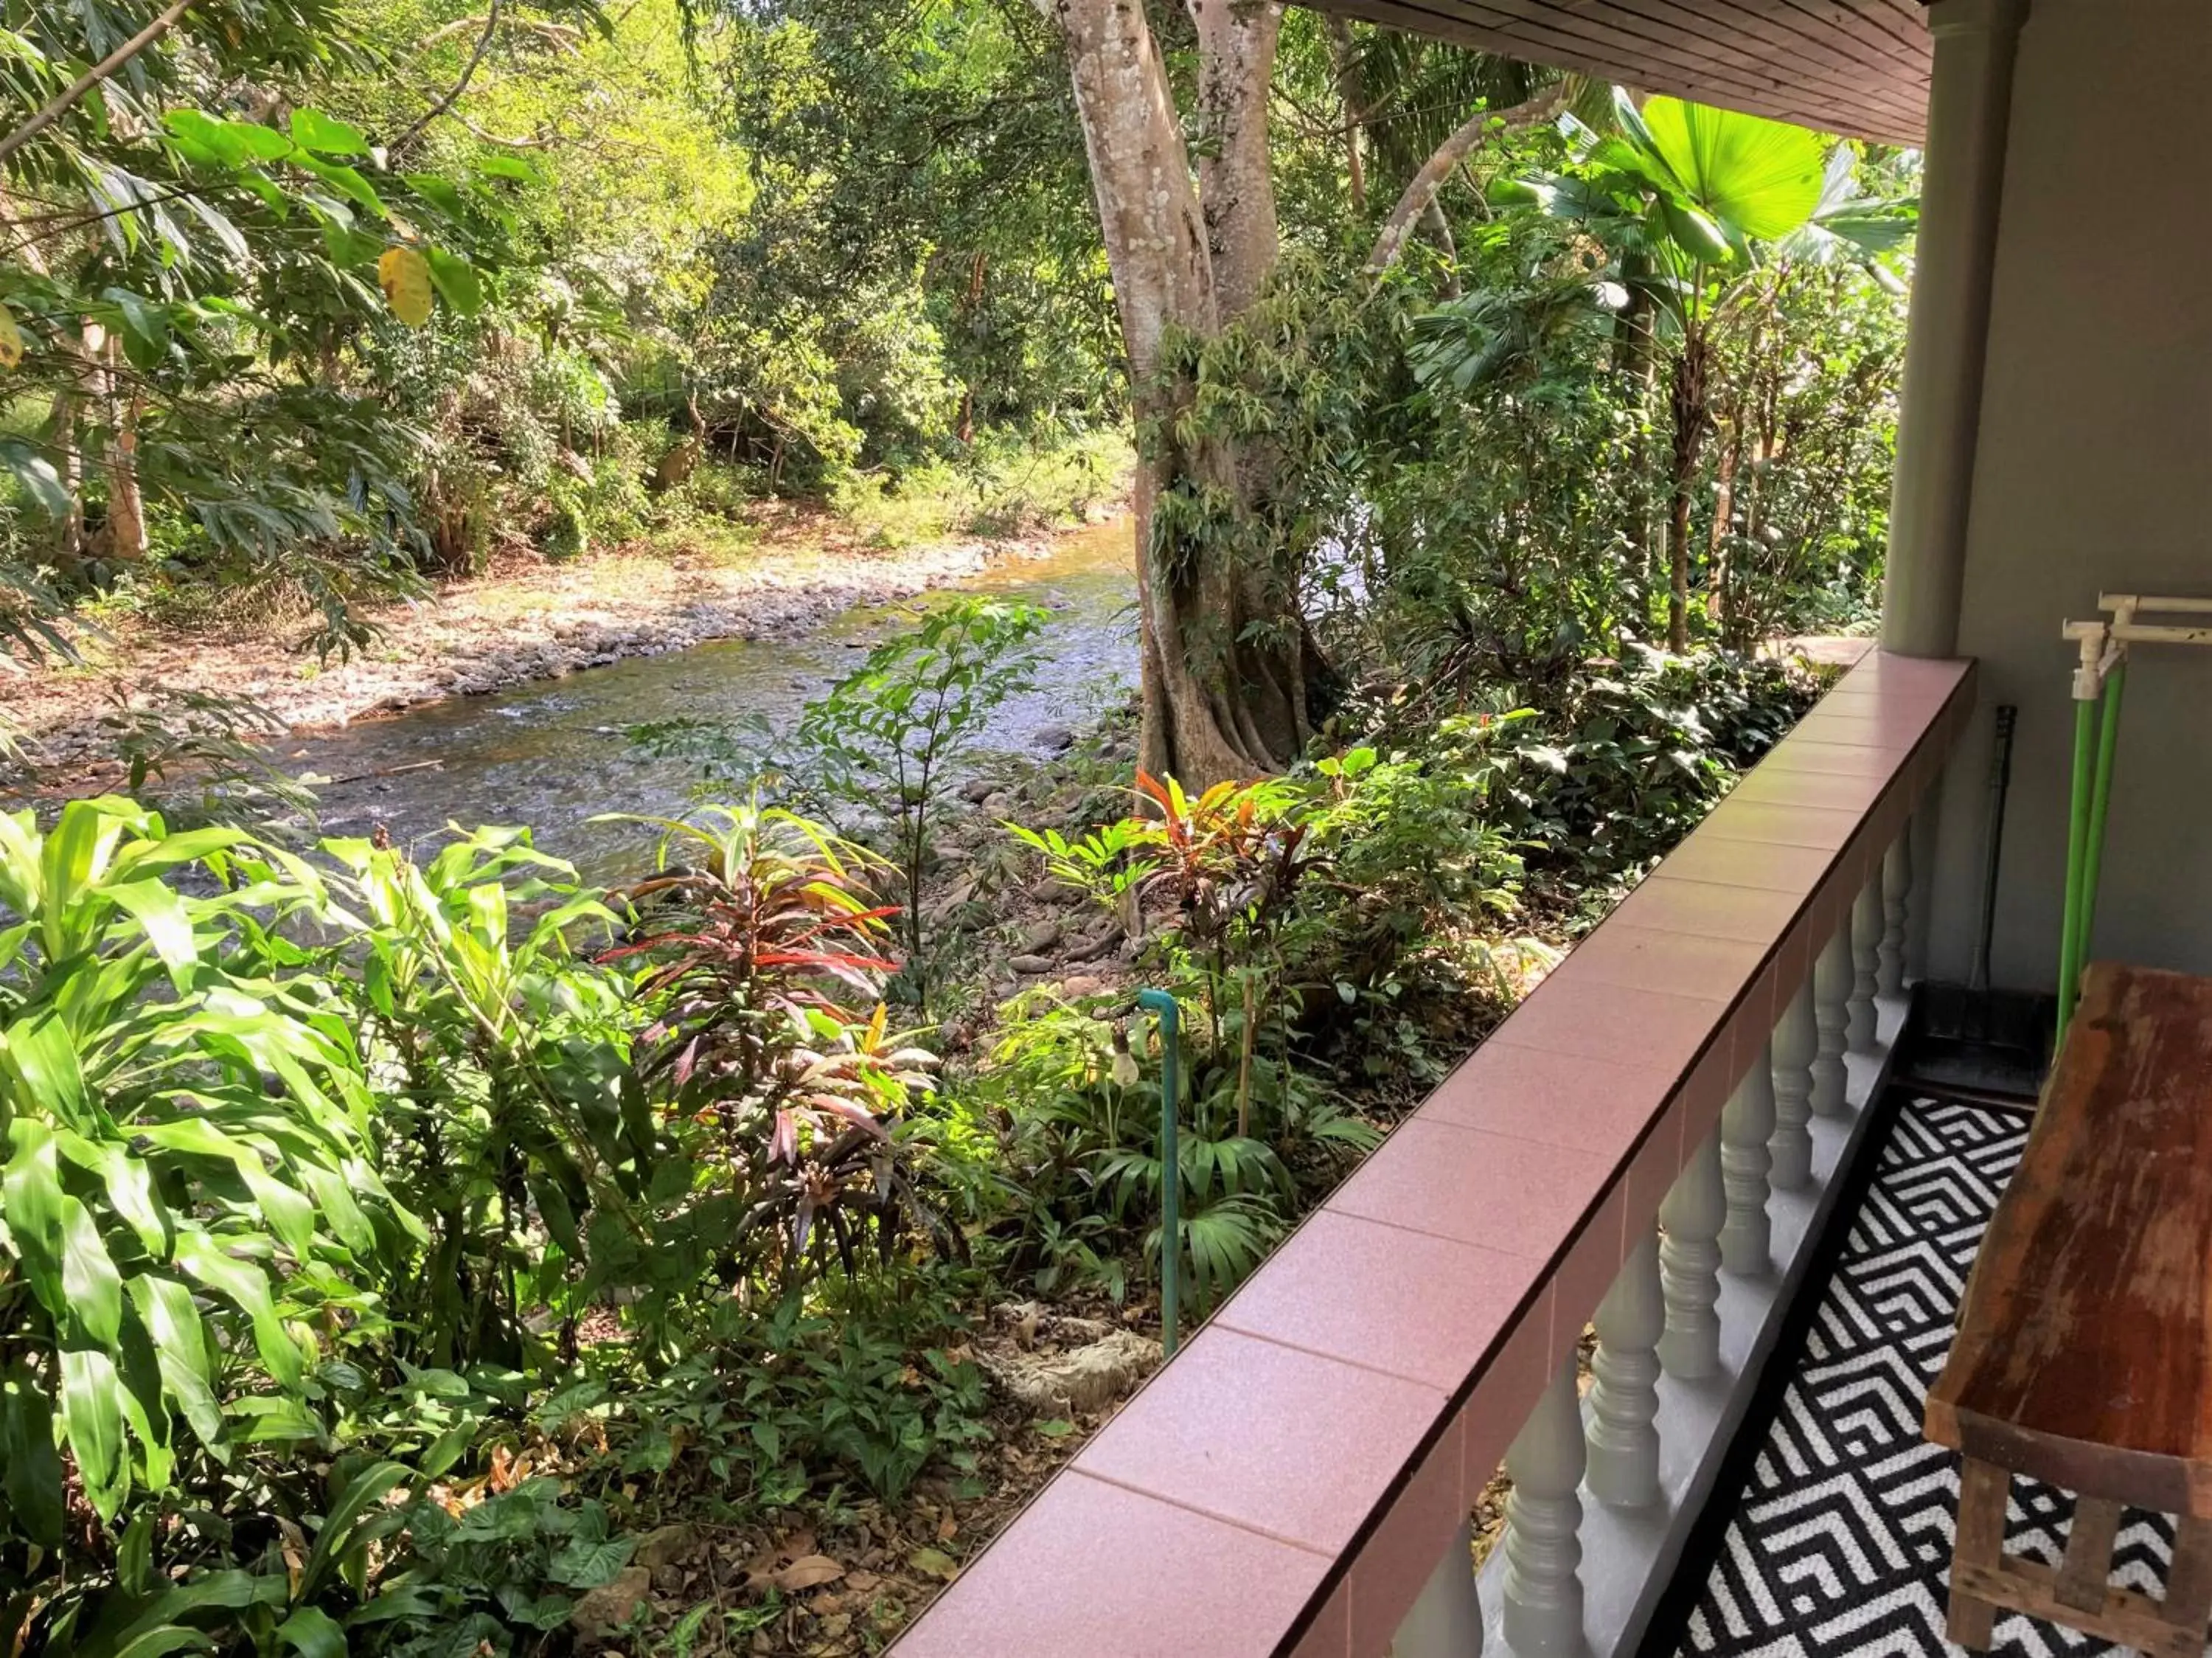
top-left (0, 0), bottom-right (1914, 1650)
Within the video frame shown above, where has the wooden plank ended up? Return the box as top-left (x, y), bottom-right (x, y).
top-left (1952, 1555), bottom-right (2201, 1655)
top-left (1582, 0), bottom-right (1926, 108)
top-left (2056, 1496), bottom-right (2121, 1612)
top-left (2160, 1518), bottom-right (2212, 1658)
top-left (1850, 0), bottom-right (1938, 58)
top-left (1790, 0), bottom-right (1929, 69)
top-left (1375, 0), bottom-right (1918, 133)
top-left (1658, 0), bottom-right (1917, 84)
top-left (1318, 0), bottom-right (1809, 116)
top-left (1948, 1458), bottom-right (2010, 1651)
top-left (1420, 0), bottom-right (1888, 110)
top-left (1927, 962), bottom-right (2212, 1517)
top-left (1294, 0), bottom-right (1928, 143)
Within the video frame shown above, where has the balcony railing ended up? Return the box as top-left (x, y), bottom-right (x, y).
top-left (891, 649), bottom-right (1978, 1658)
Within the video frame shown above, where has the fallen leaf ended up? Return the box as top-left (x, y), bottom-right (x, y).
top-left (776, 1554), bottom-right (846, 1592)
top-left (935, 1512), bottom-right (958, 1543)
top-left (908, 1547), bottom-right (959, 1581)
top-left (845, 1571), bottom-right (882, 1593)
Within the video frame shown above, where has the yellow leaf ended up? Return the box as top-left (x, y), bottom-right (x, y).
top-left (0, 303), bottom-right (21, 370)
top-left (378, 246), bottom-right (434, 327)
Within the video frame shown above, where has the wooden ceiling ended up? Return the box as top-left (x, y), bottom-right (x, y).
top-left (1300, 0), bottom-right (1931, 145)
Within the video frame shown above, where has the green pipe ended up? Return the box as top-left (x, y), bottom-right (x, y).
top-left (1136, 988), bottom-right (1182, 1359)
top-left (2073, 660), bottom-right (2127, 981)
top-left (2056, 693), bottom-right (2098, 1036)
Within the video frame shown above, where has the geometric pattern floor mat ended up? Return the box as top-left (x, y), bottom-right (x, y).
top-left (1674, 1097), bottom-right (2179, 1658)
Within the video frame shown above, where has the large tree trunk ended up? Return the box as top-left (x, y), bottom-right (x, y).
top-left (1326, 16), bottom-right (1366, 213)
top-left (1194, 0), bottom-right (1280, 321)
top-left (1707, 413), bottom-right (1739, 634)
top-left (97, 333), bottom-right (147, 562)
top-left (76, 324), bottom-right (147, 562)
top-left (1664, 331), bottom-right (1711, 653)
top-left (1048, 0), bottom-right (1304, 788)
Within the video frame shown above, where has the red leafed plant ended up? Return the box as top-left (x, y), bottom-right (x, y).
top-left (1130, 770), bottom-right (1316, 949)
top-left (599, 802), bottom-right (959, 1286)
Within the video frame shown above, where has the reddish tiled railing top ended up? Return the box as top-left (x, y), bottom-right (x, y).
top-left (891, 651), bottom-right (1977, 1658)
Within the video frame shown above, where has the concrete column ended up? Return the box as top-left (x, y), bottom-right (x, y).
top-left (1878, 0), bottom-right (2026, 658)
top-left (1657, 1128), bottom-right (1724, 1380)
top-left (1770, 982), bottom-right (1817, 1190)
top-left (1848, 876), bottom-right (1882, 1055)
top-left (1879, 829), bottom-right (1913, 998)
top-left (1586, 1228), bottom-right (1663, 1508)
top-left (1390, 1522), bottom-right (1483, 1658)
top-left (1812, 921), bottom-right (1852, 1117)
top-left (1501, 1356), bottom-right (1587, 1658)
top-left (1719, 1052), bottom-right (1776, 1276)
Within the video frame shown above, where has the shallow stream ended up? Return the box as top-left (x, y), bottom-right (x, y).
top-left (285, 519), bottom-right (1138, 881)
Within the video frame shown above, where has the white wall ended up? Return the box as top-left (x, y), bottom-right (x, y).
top-left (1922, 0), bottom-right (2212, 989)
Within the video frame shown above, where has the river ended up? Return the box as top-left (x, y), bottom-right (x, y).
top-left (282, 518), bottom-right (1139, 881)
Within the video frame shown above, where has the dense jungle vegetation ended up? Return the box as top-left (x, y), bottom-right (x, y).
top-left (0, 0), bottom-right (1913, 1651)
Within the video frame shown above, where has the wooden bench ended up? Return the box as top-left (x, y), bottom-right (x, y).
top-left (1926, 961), bottom-right (2212, 1658)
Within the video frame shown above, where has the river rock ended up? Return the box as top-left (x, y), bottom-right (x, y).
top-left (1034, 724), bottom-right (1076, 753)
top-left (1056, 974), bottom-right (1107, 999)
top-left (1020, 919), bottom-right (1061, 954)
top-left (980, 1328), bottom-right (1161, 1415)
top-left (635, 1525), bottom-right (698, 1569)
top-left (1065, 929), bottom-right (1120, 963)
top-left (1009, 954), bottom-right (1054, 976)
top-left (981, 791), bottom-right (1014, 817)
top-left (570, 1566), bottom-right (653, 1645)
top-left (960, 777), bottom-right (997, 805)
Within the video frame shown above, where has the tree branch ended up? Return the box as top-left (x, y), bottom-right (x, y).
top-left (1365, 82), bottom-right (1569, 278)
top-left (392, 0), bottom-right (504, 154)
top-left (0, 0), bottom-right (198, 168)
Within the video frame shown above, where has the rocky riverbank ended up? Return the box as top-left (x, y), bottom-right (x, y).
top-left (4, 507), bottom-right (1124, 781)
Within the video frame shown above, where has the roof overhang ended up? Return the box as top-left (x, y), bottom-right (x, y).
top-left (1299, 0), bottom-right (1930, 145)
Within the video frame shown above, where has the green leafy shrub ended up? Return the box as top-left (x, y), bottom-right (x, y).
top-left (0, 798), bottom-right (417, 1629)
top-left (364, 1478), bottom-right (639, 1655)
top-left (327, 826), bottom-right (644, 1370)
top-left (558, 1281), bottom-right (990, 1508)
top-left (1446, 645), bottom-right (1820, 889)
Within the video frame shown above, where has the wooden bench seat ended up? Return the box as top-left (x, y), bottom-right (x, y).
top-left (1926, 961), bottom-right (2212, 1657)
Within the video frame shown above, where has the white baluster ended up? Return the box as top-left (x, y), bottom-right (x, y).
top-left (1848, 875), bottom-right (1882, 1055)
top-left (1501, 1356), bottom-right (1587, 1658)
top-left (1658, 1127), bottom-right (1724, 1380)
top-left (1719, 1050), bottom-right (1776, 1277)
top-left (1585, 1227), bottom-right (1663, 1509)
top-left (1879, 830), bottom-right (1912, 999)
top-left (1812, 920), bottom-right (1852, 1118)
top-left (1770, 980), bottom-right (1816, 1191)
top-left (1388, 1522), bottom-right (1482, 1658)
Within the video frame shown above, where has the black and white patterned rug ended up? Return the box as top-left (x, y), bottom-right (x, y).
top-left (1674, 1096), bottom-right (2178, 1658)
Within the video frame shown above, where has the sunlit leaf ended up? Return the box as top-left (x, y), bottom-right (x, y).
top-left (59, 1346), bottom-right (128, 1519)
top-left (377, 246), bottom-right (435, 326)
top-left (289, 108), bottom-right (369, 157)
top-left (424, 246), bottom-right (484, 316)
